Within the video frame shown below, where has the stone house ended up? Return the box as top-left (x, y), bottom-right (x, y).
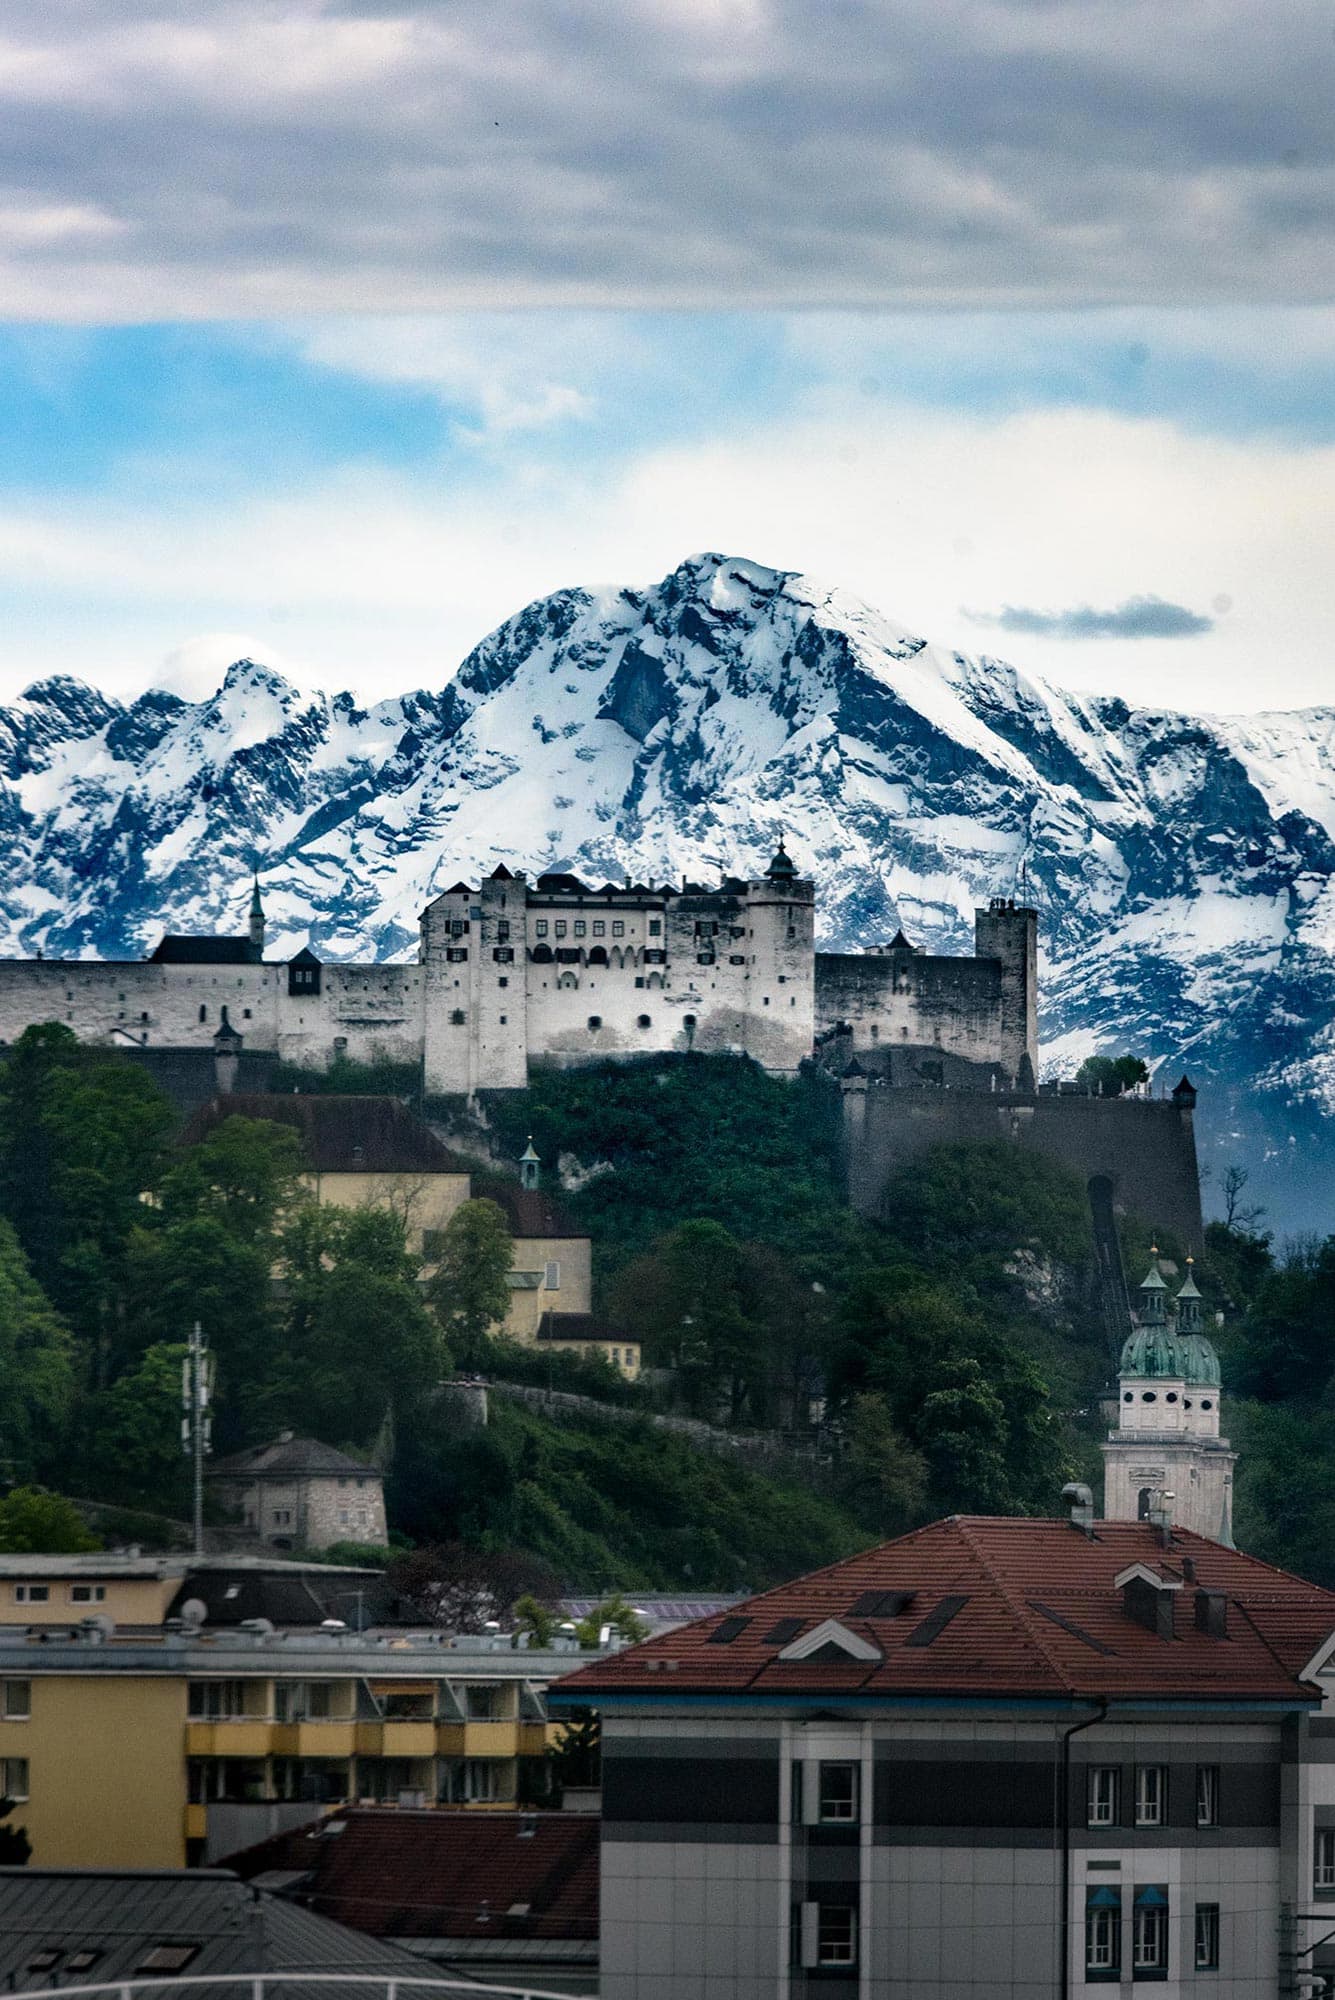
top-left (206, 1435), bottom-right (386, 1551)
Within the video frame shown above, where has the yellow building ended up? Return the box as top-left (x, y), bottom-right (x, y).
top-left (488, 1158), bottom-right (640, 1378)
top-left (179, 1092), bottom-right (472, 1260)
top-left (0, 1556), bottom-right (614, 1869)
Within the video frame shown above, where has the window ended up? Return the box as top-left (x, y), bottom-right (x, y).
top-left (199, 1004), bottom-right (207, 1022)
top-left (422, 1229), bottom-right (445, 1260)
top-left (818, 1761), bottom-right (859, 1823)
top-left (493, 946), bottom-right (514, 962)
top-left (1316, 1827), bottom-right (1335, 1892)
top-left (465, 1758), bottom-right (500, 1801)
top-left (544, 1260), bottom-right (561, 1290)
top-left (450, 1008), bottom-right (466, 1025)
top-left (613, 920), bottom-right (625, 936)
top-left (14, 1585), bottom-right (48, 1604)
top-left (1196, 1764), bottom-right (1219, 1827)
top-left (135, 1946), bottom-right (199, 1976)
top-left (1132, 1887), bottom-right (1169, 1979)
top-left (65, 1954), bottom-right (101, 1976)
top-left (1088, 1766), bottom-right (1119, 1827)
top-left (496, 921), bottom-right (510, 941)
top-left (2, 1681), bottom-right (30, 1720)
top-left (574, 919), bottom-right (586, 936)
top-left (272, 1508), bottom-right (292, 1527)
top-left (649, 919), bottom-right (661, 936)
top-left (535, 920), bottom-right (548, 937)
top-left (637, 1013), bottom-right (651, 1028)
top-left (1, 1757), bottom-right (29, 1800)
top-left (1135, 1765), bottom-right (1166, 1826)
top-left (70, 1584), bottom-right (106, 1604)
top-left (1194, 1903), bottom-right (1219, 1970)
top-left (446, 947), bottom-right (468, 962)
top-left (588, 1015), bottom-right (602, 1030)
top-left (593, 920), bottom-right (605, 936)
top-left (465, 1683), bottom-right (504, 1719)
top-left (816, 1905), bottom-right (857, 1968)
top-left (1085, 1886), bottom-right (1121, 1981)
top-left (188, 1680), bottom-right (250, 1720)
top-left (555, 920), bottom-right (567, 938)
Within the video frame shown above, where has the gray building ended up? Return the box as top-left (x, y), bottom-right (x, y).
top-left (206, 1435), bottom-right (388, 1552)
top-left (557, 1504), bottom-right (1335, 1999)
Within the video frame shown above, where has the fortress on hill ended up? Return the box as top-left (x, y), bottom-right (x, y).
top-left (0, 843), bottom-right (1203, 1248)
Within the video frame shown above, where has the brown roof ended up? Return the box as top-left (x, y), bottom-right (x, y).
top-left (486, 1182), bottom-right (586, 1241)
top-left (179, 1094), bottom-right (469, 1174)
top-left (209, 1436), bottom-right (379, 1481)
top-left (221, 1809), bottom-right (598, 1942)
top-left (556, 1515), bottom-right (1335, 1707)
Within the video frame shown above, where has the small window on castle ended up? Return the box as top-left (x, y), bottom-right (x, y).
top-left (1165, 1391), bottom-right (1178, 1403)
top-left (555, 920), bottom-right (567, 938)
top-left (498, 977), bottom-right (508, 988)
top-left (1201, 1398), bottom-right (1213, 1411)
top-left (141, 1011), bottom-right (149, 1022)
top-left (637, 1014), bottom-right (651, 1029)
top-left (450, 1009), bottom-right (466, 1025)
top-left (593, 920), bottom-right (605, 936)
top-left (574, 920), bottom-right (586, 937)
top-left (1123, 1391), bottom-right (1134, 1403)
top-left (243, 1009), bottom-right (251, 1020)
top-left (199, 1004), bottom-right (207, 1023)
top-left (683, 1013), bottom-right (697, 1030)
top-left (1142, 1391), bottom-right (1157, 1402)
top-left (588, 1016), bottom-right (602, 1030)
top-left (497, 921), bottom-right (510, 942)
top-left (499, 1014), bottom-right (507, 1025)
top-left (613, 921), bottom-right (625, 937)
top-left (649, 919), bottom-right (662, 936)
top-left (535, 920), bottom-right (549, 937)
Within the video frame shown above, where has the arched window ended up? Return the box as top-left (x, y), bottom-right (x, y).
top-left (683, 1013), bottom-right (697, 1031)
top-left (637, 1014), bottom-right (651, 1029)
top-left (1137, 1487), bottom-right (1154, 1521)
top-left (587, 946), bottom-right (608, 967)
top-left (530, 943), bottom-right (553, 964)
top-left (558, 972), bottom-right (579, 990)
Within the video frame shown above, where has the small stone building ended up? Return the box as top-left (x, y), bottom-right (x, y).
top-left (207, 1434), bottom-right (386, 1551)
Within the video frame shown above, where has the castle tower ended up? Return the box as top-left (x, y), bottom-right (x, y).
top-left (248, 875), bottom-right (266, 959)
top-left (973, 898), bottom-right (1038, 1090)
top-left (520, 1138), bottom-right (541, 1190)
top-left (1101, 1253), bottom-right (1236, 1545)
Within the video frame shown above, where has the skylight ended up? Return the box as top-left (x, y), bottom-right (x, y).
top-left (849, 1589), bottom-right (916, 1618)
top-left (1028, 1600), bottom-right (1117, 1656)
top-left (764, 1617), bottom-right (805, 1643)
top-left (904, 1595), bottom-right (969, 1647)
top-left (707, 1616), bottom-right (752, 1645)
top-left (135, 1944), bottom-right (199, 1975)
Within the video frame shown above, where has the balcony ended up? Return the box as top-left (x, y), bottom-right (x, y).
top-left (185, 1721), bottom-right (274, 1756)
top-left (269, 1721), bottom-right (357, 1758)
top-left (355, 1720), bottom-right (437, 1759)
top-left (460, 1720), bottom-right (520, 1758)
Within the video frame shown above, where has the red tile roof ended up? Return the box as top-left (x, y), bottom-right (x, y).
top-left (556, 1516), bottom-right (1335, 1706)
top-left (484, 1182), bottom-right (586, 1241)
top-left (221, 1808), bottom-right (598, 1941)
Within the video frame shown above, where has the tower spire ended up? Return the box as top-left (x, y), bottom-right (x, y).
top-left (248, 872), bottom-right (265, 958)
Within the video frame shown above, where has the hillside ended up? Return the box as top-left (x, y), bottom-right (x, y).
top-left (2, 552), bottom-right (1334, 1217)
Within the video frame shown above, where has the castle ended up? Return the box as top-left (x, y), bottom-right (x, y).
top-left (0, 845), bottom-right (1041, 1097)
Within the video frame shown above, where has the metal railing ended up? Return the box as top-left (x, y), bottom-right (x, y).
top-left (5, 1977), bottom-right (593, 2000)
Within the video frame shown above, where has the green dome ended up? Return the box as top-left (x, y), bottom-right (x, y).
top-left (1179, 1331), bottom-right (1222, 1388)
top-left (1119, 1322), bottom-right (1186, 1379)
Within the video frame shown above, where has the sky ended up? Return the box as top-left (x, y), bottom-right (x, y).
top-left (1, 1), bottom-right (1334, 713)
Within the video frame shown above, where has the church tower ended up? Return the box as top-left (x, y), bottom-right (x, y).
top-left (1101, 1254), bottom-right (1236, 1546)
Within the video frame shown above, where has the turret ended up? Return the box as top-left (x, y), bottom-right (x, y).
top-left (973, 898), bottom-right (1038, 1091)
top-left (764, 837), bottom-right (797, 884)
top-left (248, 875), bottom-right (266, 959)
top-left (520, 1138), bottom-right (541, 1191)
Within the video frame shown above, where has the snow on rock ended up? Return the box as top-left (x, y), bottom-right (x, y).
top-left (2, 551), bottom-right (1334, 1216)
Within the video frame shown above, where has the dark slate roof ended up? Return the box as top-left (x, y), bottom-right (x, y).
top-left (557, 1515), bottom-right (1335, 1707)
top-left (533, 872), bottom-right (591, 895)
top-left (287, 947), bottom-right (322, 968)
top-left (0, 1869), bottom-right (426, 1992)
top-left (149, 936), bottom-right (261, 965)
top-left (209, 1437), bottom-right (379, 1482)
top-left (178, 1094), bottom-right (469, 1174)
top-left (165, 1564), bottom-right (394, 1630)
top-left (221, 1810), bottom-right (599, 1943)
top-left (536, 1312), bottom-right (633, 1347)
top-left (484, 1183), bottom-right (586, 1241)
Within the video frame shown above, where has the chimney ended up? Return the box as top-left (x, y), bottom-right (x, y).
top-left (1062, 1481), bottom-right (1096, 1538)
top-left (1194, 1589), bottom-right (1229, 1639)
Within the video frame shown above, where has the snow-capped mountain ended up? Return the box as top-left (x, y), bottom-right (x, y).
top-left (2, 552), bottom-right (1332, 1223)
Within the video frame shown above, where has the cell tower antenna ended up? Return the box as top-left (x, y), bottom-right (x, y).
top-left (181, 1321), bottom-right (213, 1558)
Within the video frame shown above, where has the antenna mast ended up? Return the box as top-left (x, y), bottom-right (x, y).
top-left (181, 1321), bottom-right (213, 1558)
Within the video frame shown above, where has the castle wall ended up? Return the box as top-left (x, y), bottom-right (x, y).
top-left (842, 1084), bottom-right (1204, 1253)
top-left (815, 949), bottom-right (1004, 1066)
top-left (0, 958), bottom-right (280, 1051)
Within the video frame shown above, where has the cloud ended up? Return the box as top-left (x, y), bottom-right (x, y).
top-left (2, 1), bottom-right (1335, 313)
top-left (967, 596), bottom-right (1215, 641)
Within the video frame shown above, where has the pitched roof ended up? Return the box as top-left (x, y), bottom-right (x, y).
top-left (555, 1515), bottom-right (1335, 1707)
top-left (221, 1810), bottom-right (598, 1943)
top-left (485, 1182), bottom-right (586, 1241)
top-left (149, 936), bottom-right (261, 965)
top-left (164, 1563), bottom-right (395, 1630)
top-left (0, 1869), bottom-right (426, 1991)
top-left (209, 1437), bottom-right (379, 1482)
top-left (178, 1094), bottom-right (469, 1174)
top-left (536, 1312), bottom-right (634, 1347)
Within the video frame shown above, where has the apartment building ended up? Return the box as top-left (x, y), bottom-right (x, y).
top-left (0, 1555), bottom-right (618, 1869)
top-left (558, 1503), bottom-right (1335, 1999)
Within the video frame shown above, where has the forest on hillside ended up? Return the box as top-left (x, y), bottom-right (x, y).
top-left (0, 1028), bottom-right (1332, 1588)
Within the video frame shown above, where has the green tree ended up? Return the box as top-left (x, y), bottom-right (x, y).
top-left (158, 1115), bottom-right (308, 1244)
top-left (612, 1219), bottom-right (776, 1421)
top-left (574, 1593), bottom-right (649, 1646)
top-left (0, 1218), bottom-right (76, 1482)
top-left (1075, 1053), bottom-right (1150, 1098)
top-left (427, 1198), bottom-right (513, 1361)
top-left (0, 1485), bottom-right (98, 1553)
top-left (0, 1796), bottom-right (31, 1865)
top-left (274, 1206), bottom-right (443, 1444)
top-left (835, 1393), bottom-right (930, 1536)
top-left (77, 1344), bottom-right (191, 1513)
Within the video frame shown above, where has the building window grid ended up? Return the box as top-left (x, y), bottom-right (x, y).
top-left (1085, 1901), bottom-right (1121, 1980)
top-left (1194, 1903), bottom-right (1220, 1970)
top-left (1132, 1889), bottom-right (1169, 1980)
top-left (1196, 1763), bottom-right (1220, 1827)
top-left (817, 1760), bottom-right (859, 1823)
top-left (1135, 1764), bottom-right (1167, 1826)
top-left (816, 1905), bottom-right (857, 1968)
top-left (1, 1681), bottom-right (30, 1720)
top-left (1, 1757), bottom-right (29, 1800)
top-left (1316, 1827), bottom-right (1335, 1892)
top-left (1087, 1766), bottom-right (1119, 1827)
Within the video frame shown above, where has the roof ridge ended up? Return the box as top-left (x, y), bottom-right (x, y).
top-left (952, 1517), bottom-right (1078, 1695)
